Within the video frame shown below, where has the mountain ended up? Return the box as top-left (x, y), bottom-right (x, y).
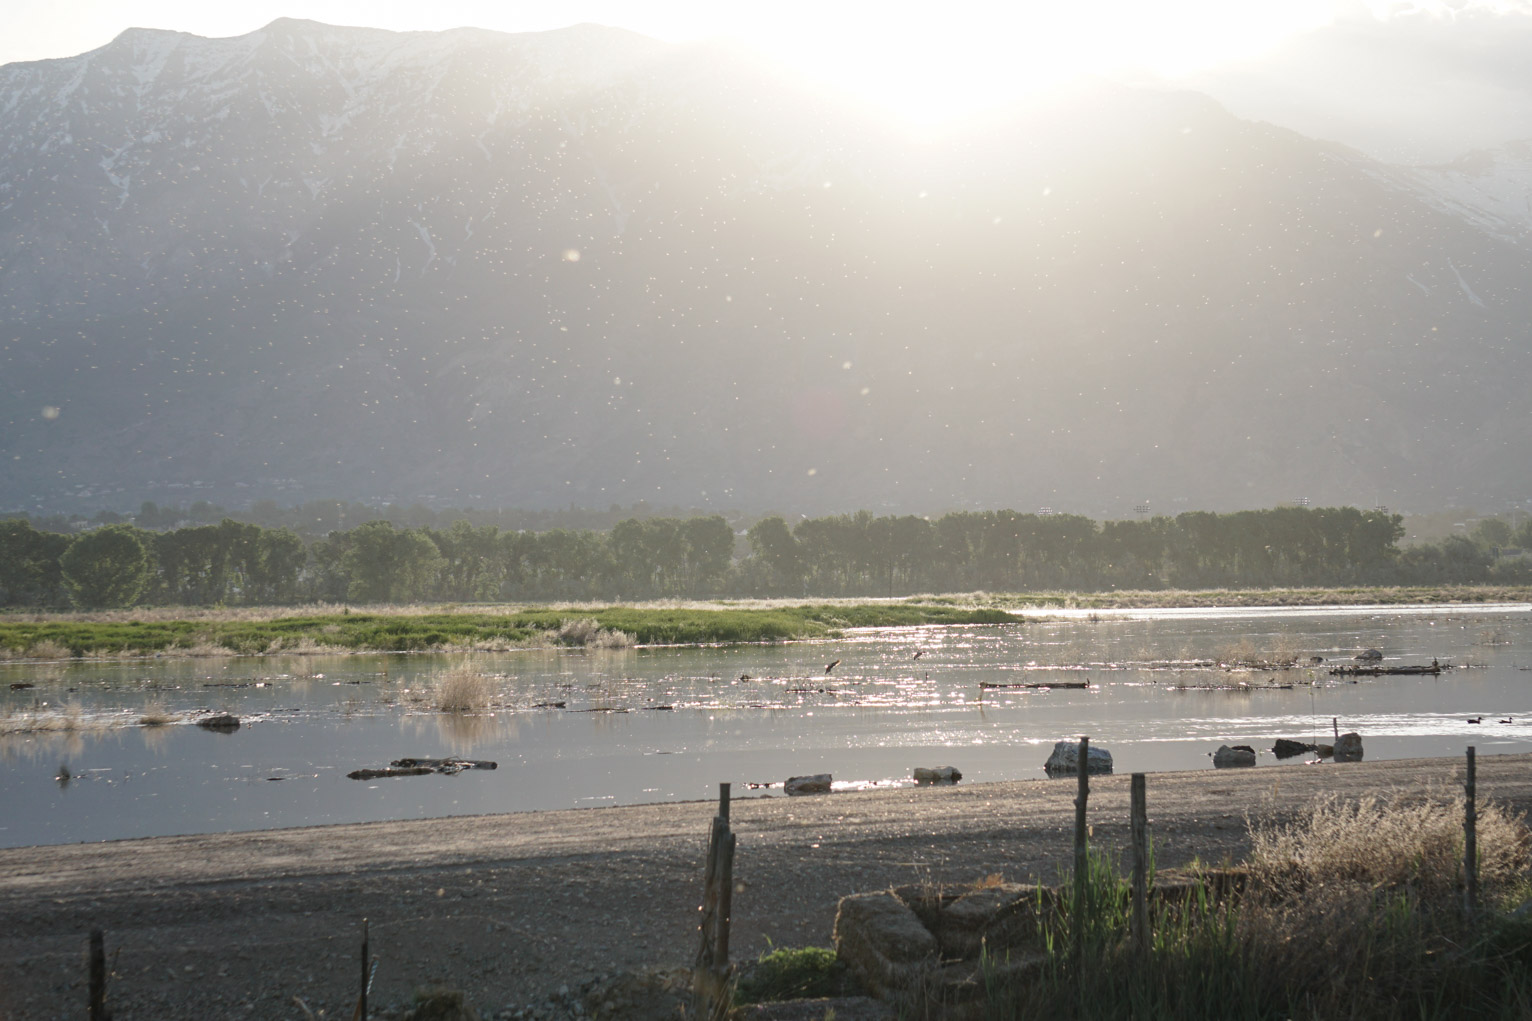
top-left (2, 19), bottom-right (1530, 518)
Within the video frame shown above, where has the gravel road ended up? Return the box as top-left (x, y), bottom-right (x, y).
top-left (3, 753), bottom-right (1529, 1020)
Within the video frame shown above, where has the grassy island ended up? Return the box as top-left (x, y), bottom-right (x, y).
top-left (1, 584), bottom-right (1527, 660)
top-left (0, 602), bottom-right (1020, 659)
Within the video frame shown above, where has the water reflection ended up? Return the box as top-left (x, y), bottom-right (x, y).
top-left (401, 709), bottom-right (518, 752)
top-left (2, 603), bottom-right (1531, 847)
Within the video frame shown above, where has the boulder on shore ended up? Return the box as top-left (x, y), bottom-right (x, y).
top-left (833, 891), bottom-right (939, 1000)
top-left (1332, 732), bottom-right (1364, 762)
top-left (1213, 745), bottom-right (1257, 768)
top-left (785, 774), bottom-right (833, 795)
top-left (912, 766), bottom-right (962, 783)
top-left (1043, 741), bottom-right (1113, 776)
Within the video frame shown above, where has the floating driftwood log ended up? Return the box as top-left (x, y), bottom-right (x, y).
top-left (980, 680), bottom-right (1091, 690)
top-left (347, 757), bottom-right (497, 780)
top-left (1330, 663), bottom-right (1445, 677)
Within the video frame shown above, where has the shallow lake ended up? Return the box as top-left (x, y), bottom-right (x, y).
top-left (3, 603), bottom-right (1531, 848)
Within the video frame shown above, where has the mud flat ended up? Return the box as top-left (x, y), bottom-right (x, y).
top-left (2, 754), bottom-right (1529, 1019)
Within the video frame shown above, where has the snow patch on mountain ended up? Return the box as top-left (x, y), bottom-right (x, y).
top-left (1373, 142), bottom-right (1532, 246)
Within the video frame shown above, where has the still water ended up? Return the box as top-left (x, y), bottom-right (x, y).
top-left (3, 603), bottom-right (1531, 848)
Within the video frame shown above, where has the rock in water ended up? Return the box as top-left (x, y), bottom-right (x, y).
top-left (1332, 732), bottom-right (1364, 762)
top-left (1272, 738), bottom-right (1316, 759)
top-left (1213, 745), bottom-right (1257, 768)
top-left (785, 774), bottom-right (833, 795)
top-left (196, 714), bottom-right (240, 732)
top-left (912, 766), bottom-right (962, 783)
top-left (1043, 741), bottom-right (1113, 776)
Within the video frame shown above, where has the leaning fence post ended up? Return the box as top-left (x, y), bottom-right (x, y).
top-left (88, 928), bottom-right (108, 1021)
top-left (1465, 746), bottom-right (1479, 918)
top-left (1130, 772), bottom-right (1148, 959)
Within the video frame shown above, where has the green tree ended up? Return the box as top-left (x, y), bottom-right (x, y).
top-left (247, 527), bottom-right (307, 603)
top-left (0, 519), bottom-right (71, 606)
top-left (747, 516), bottom-right (804, 594)
top-left (341, 521), bottom-right (444, 603)
top-left (59, 525), bottom-right (153, 609)
top-left (427, 520), bottom-right (504, 601)
top-left (681, 516), bottom-right (735, 592)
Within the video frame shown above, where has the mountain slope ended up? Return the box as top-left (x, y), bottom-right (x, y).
top-left (2, 21), bottom-right (1529, 517)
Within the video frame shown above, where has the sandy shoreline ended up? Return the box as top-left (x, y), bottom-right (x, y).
top-left (3, 752), bottom-right (1529, 1019)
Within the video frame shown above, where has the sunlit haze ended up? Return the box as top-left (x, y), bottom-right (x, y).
top-left (5, 0), bottom-right (1463, 128)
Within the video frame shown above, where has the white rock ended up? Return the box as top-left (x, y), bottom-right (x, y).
top-left (1212, 745), bottom-right (1257, 768)
top-left (1043, 741), bottom-right (1113, 776)
top-left (912, 766), bottom-right (962, 783)
top-left (785, 773), bottom-right (832, 795)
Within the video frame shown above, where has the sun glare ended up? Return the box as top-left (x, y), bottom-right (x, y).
top-left (722, 0), bottom-right (1340, 131)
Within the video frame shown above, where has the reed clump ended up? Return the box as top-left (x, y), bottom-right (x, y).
top-left (0, 700), bottom-right (95, 735)
top-left (431, 660), bottom-right (496, 712)
top-left (985, 792), bottom-right (1532, 1020)
top-left (138, 698), bottom-right (179, 727)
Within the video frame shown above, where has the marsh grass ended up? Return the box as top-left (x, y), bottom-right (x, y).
top-left (431, 659), bottom-right (496, 712)
top-left (0, 604), bottom-right (1017, 658)
top-left (985, 793), bottom-right (1532, 1020)
top-left (138, 698), bottom-right (179, 727)
top-left (2, 585), bottom-right (1523, 660)
top-left (0, 699), bottom-right (100, 735)
top-left (1213, 634), bottom-right (1305, 671)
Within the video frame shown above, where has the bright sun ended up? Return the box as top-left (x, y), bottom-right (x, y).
top-left (10, 0), bottom-right (1346, 130)
top-left (713, 0), bottom-right (1341, 130)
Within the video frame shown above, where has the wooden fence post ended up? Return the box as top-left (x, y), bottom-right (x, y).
top-left (1465, 746), bottom-right (1478, 918)
top-left (716, 832), bottom-right (737, 965)
top-left (355, 918), bottom-right (369, 1021)
top-left (88, 928), bottom-right (108, 1021)
top-left (1130, 772), bottom-right (1148, 959)
top-left (1073, 736), bottom-right (1090, 972)
top-left (693, 783), bottom-right (735, 1020)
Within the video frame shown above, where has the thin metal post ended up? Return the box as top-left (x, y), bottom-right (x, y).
top-left (359, 918), bottom-right (369, 1021)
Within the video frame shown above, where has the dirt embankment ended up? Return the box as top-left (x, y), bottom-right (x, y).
top-left (2, 754), bottom-right (1527, 1020)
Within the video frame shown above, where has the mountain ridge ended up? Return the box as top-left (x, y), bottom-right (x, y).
top-left (2, 20), bottom-right (1529, 518)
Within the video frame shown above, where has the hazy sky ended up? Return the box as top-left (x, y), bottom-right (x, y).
top-left (0, 1), bottom-right (1429, 116)
top-left (8, 1), bottom-right (1531, 153)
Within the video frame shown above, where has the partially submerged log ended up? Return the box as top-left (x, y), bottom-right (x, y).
top-left (391, 757), bottom-right (496, 772)
top-left (347, 757), bottom-right (497, 780)
top-left (347, 766), bottom-right (433, 780)
top-left (1330, 664), bottom-right (1443, 677)
top-left (980, 681), bottom-right (1090, 690)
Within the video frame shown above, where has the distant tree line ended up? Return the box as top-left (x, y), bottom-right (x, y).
top-left (35, 498), bottom-right (719, 543)
top-left (2, 506), bottom-right (1530, 610)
